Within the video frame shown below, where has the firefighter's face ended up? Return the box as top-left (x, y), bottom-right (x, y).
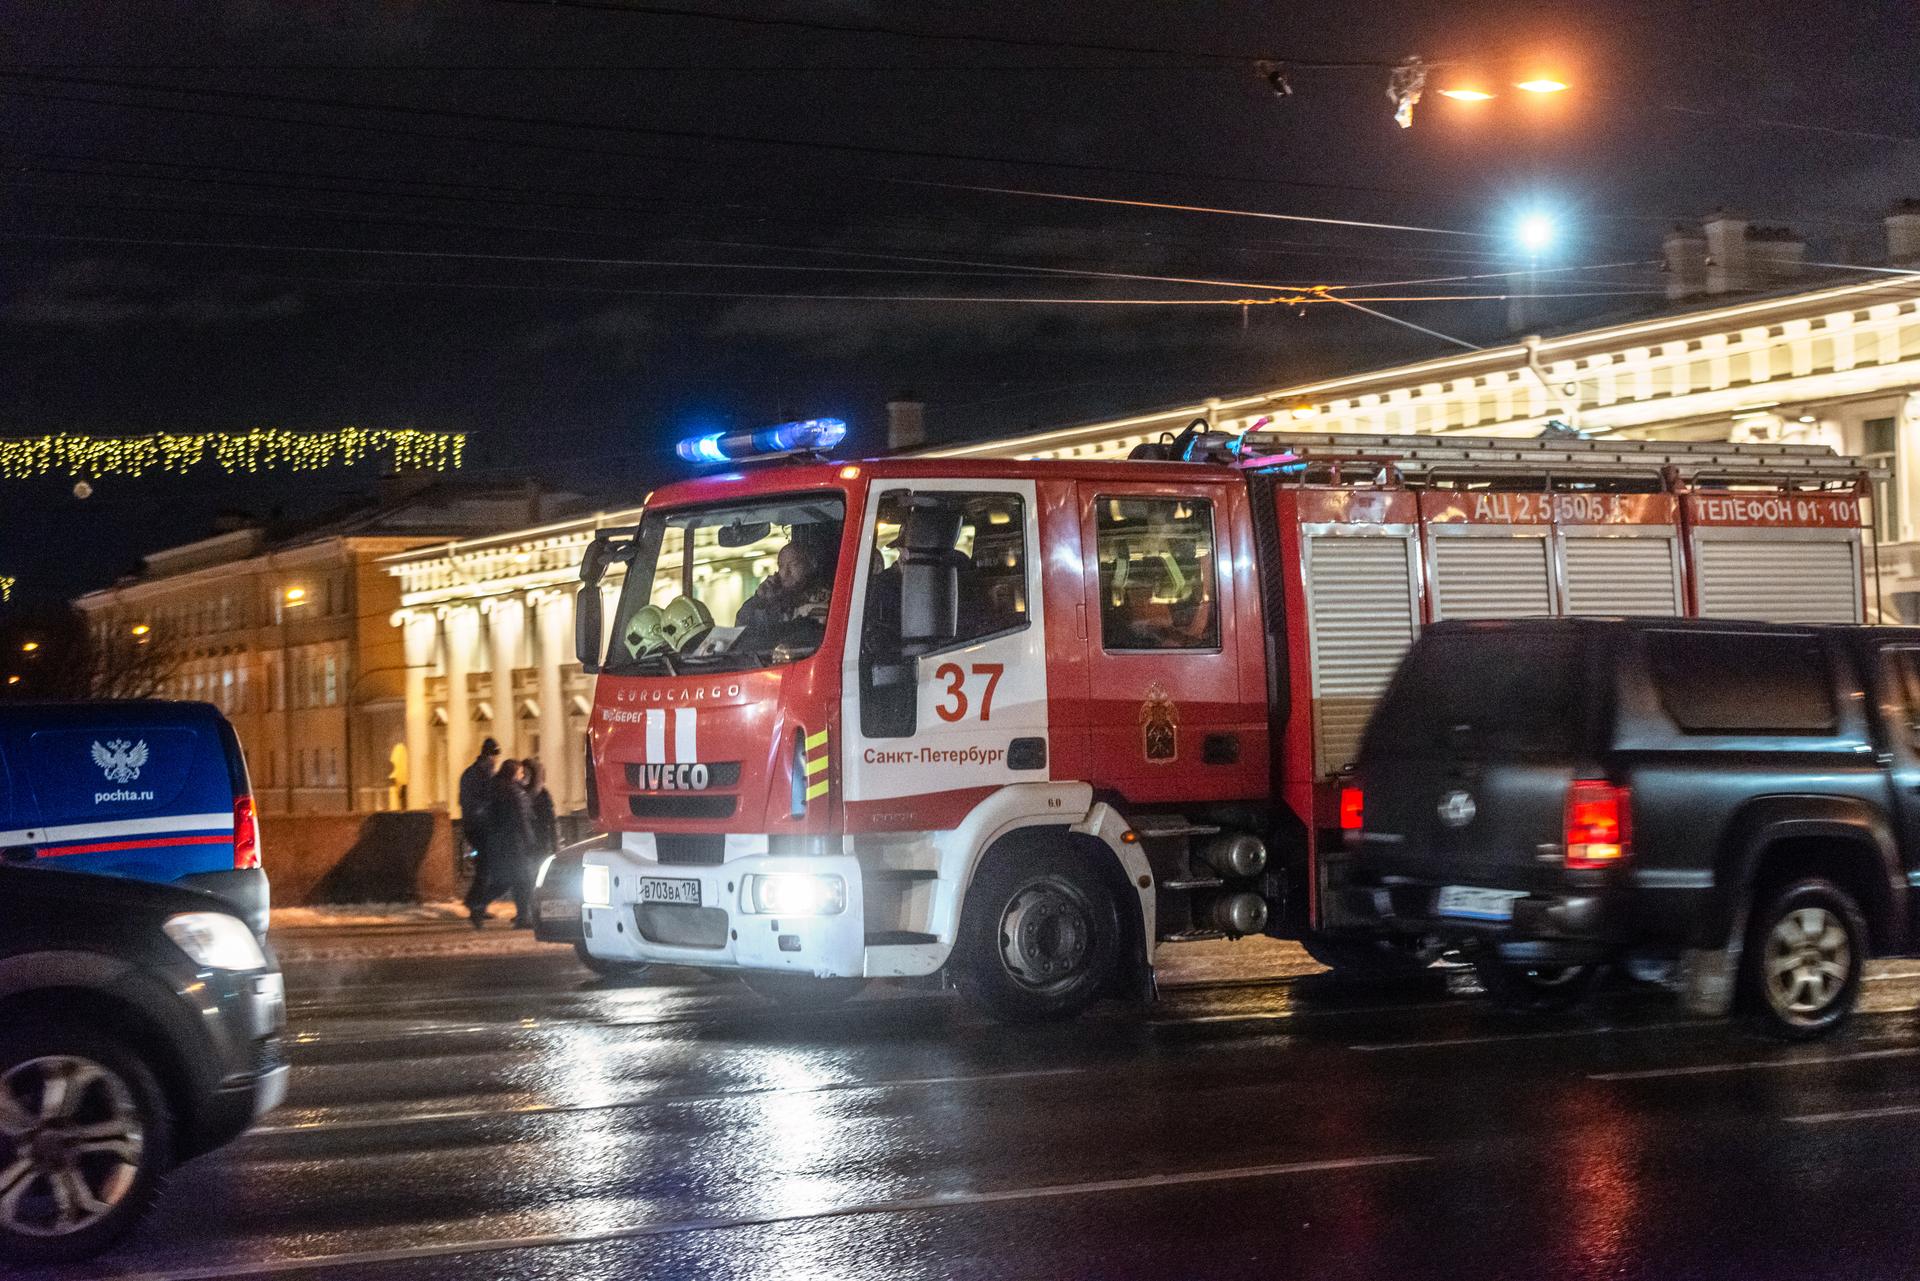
top-left (775, 544), bottom-right (806, 588)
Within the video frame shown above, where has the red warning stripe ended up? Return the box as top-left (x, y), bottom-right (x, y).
top-left (39, 834), bottom-right (232, 858)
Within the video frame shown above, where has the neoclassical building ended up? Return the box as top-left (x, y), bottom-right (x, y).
top-left (386, 215), bottom-right (1920, 817)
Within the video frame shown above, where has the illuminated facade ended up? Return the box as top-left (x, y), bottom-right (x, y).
top-left (386, 261), bottom-right (1920, 822)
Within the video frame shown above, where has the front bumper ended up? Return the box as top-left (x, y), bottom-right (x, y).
top-left (179, 967), bottom-right (289, 1155)
top-left (1333, 882), bottom-right (1613, 966)
top-left (581, 837), bottom-right (866, 978)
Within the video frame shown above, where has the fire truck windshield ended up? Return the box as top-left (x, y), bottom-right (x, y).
top-left (603, 494), bottom-right (846, 674)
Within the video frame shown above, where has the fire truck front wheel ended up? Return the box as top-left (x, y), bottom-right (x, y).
top-left (957, 846), bottom-right (1120, 1023)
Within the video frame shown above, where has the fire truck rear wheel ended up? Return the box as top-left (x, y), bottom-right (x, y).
top-left (958, 847), bottom-right (1120, 1023)
top-left (738, 972), bottom-right (868, 1009)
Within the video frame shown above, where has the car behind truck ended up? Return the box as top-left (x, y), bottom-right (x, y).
top-left (574, 421), bottom-right (1880, 1021)
top-left (1340, 617), bottom-right (1920, 1037)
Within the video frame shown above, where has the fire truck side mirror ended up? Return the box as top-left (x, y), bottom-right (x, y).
top-left (575, 585), bottom-right (603, 673)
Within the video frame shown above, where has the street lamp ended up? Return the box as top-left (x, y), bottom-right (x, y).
top-left (20, 641), bottom-right (38, 653)
top-left (1515, 77), bottom-right (1569, 94)
top-left (1517, 213), bottom-right (1556, 254)
top-left (283, 586), bottom-right (308, 607)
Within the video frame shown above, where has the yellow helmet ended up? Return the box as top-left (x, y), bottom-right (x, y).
top-left (622, 604), bottom-right (667, 659)
top-left (660, 595), bottom-right (715, 651)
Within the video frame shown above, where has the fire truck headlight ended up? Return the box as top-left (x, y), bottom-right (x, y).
top-left (748, 873), bottom-right (846, 917)
top-left (581, 863), bottom-right (612, 908)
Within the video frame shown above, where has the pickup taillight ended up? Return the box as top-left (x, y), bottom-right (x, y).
top-left (233, 794), bottom-right (260, 870)
top-left (1564, 780), bottom-right (1629, 870)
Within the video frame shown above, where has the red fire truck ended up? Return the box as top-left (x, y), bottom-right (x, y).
top-left (574, 419), bottom-right (1877, 1020)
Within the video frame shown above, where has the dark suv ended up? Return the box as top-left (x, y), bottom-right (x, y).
top-left (0, 865), bottom-right (286, 1262)
top-left (1332, 617), bottom-right (1920, 1038)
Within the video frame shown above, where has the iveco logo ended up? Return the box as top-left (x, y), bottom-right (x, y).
top-left (1437, 790), bottom-right (1477, 828)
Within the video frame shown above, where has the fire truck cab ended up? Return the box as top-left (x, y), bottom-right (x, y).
top-left (575, 420), bottom-right (1877, 1020)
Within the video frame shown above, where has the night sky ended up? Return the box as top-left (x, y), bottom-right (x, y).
top-left (5, 0), bottom-right (1919, 604)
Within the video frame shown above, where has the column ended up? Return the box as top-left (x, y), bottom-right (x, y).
top-left (444, 605), bottom-right (478, 816)
top-left (400, 610), bottom-right (437, 811)
top-left (487, 595), bottom-right (525, 759)
top-left (535, 590), bottom-right (573, 809)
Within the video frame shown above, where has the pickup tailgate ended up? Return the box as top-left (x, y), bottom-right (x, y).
top-left (1353, 626), bottom-right (1596, 898)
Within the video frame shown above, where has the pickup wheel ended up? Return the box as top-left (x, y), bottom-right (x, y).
top-left (0, 1022), bottom-right (174, 1265)
top-left (957, 847), bottom-right (1119, 1023)
top-left (1301, 935), bottom-right (1435, 983)
top-left (1741, 877), bottom-right (1867, 1040)
top-left (1471, 958), bottom-right (1602, 1013)
top-left (738, 972), bottom-right (867, 1009)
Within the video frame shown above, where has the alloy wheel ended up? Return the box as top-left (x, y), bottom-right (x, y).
top-left (0, 1056), bottom-right (145, 1240)
top-left (1764, 906), bottom-right (1852, 1021)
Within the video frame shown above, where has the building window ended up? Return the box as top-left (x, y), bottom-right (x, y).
top-left (1866, 417), bottom-right (1899, 544)
top-left (324, 654), bottom-right (338, 706)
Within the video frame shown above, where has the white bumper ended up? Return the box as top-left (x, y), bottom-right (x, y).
top-left (581, 833), bottom-right (868, 978)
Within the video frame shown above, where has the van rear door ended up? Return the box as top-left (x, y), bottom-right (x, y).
top-left (1353, 625), bottom-right (1598, 896)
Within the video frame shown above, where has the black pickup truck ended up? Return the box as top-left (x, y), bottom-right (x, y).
top-left (1332, 616), bottom-right (1920, 1038)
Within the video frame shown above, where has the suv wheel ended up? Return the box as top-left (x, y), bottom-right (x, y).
top-left (1472, 958), bottom-right (1602, 1013)
top-left (956, 847), bottom-right (1119, 1023)
top-left (1742, 877), bottom-right (1867, 1040)
top-left (0, 1025), bottom-right (173, 1264)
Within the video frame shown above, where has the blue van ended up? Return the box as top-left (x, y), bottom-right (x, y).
top-left (0, 702), bottom-right (266, 932)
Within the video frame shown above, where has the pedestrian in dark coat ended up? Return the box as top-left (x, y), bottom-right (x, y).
top-left (523, 758), bottom-right (559, 858)
top-left (488, 759), bottom-right (538, 928)
top-left (459, 737), bottom-right (503, 927)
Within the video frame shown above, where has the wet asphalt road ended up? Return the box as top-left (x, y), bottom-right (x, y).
top-left (34, 926), bottom-right (1920, 1281)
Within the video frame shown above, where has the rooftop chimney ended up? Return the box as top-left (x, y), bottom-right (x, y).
top-left (1662, 224), bottom-right (1708, 300)
top-left (1889, 199), bottom-right (1920, 266)
top-left (1702, 211), bottom-right (1749, 294)
top-left (1748, 224), bottom-right (1805, 285)
top-left (886, 396), bottom-right (926, 452)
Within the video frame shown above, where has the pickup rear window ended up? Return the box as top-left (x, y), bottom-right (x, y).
top-left (1645, 630), bottom-right (1835, 734)
top-left (1361, 629), bottom-right (1587, 759)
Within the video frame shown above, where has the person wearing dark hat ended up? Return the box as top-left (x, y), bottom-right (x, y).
top-left (459, 738), bottom-right (504, 927)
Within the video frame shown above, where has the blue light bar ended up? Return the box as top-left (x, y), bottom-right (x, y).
top-left (675, 417), bottom-right (847, 465)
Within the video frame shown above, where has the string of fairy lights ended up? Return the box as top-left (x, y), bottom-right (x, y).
top-left (0, 426), bottom-right (466, 481)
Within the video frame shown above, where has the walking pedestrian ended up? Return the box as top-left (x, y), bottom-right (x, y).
top-left (488, 758), bottom-right (538, 929)
top-left (459, 737), bottom-right (502, 928)
top-left (523, 758), bottom-right (558, 858)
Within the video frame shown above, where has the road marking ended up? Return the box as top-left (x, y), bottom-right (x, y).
top-left (1787, 1102), bottom-right (1920, 1125)
top-left (1350, 1020), bottom-right (1703, 1052)
top-left (1591, 1045), bottom-right (1920, 1081)
top-left (248, 1066), bottom-right (1091, 1135)
top-left (100, 1154), bottom-right (1429, 1280)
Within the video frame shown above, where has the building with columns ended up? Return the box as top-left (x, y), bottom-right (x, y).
top-left (385, 511), bottom-right (638, 817)
top-left (73, 480), bottom-right (575, 816)
top-left (383, 209), bottom-right (1920, 819)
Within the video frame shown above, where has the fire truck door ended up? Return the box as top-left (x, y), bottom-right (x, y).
top-left (1077, 482), bottom-right (1251, 804)
top-left (841, 480), bottom-right (1049, 831)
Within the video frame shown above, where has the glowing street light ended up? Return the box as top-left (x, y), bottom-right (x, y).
top-left (1437, 86), bottom-right (1496, 102)
top-left (283, 586), bottom-right (308, 606)
top-left (20, 641), bottom-right (38, 653)
top-left (129, 623), bottom-right (151, 637)
top-left (1517, 213), bottom-right (1556, 254)
top-left (1515, 77), bottom-right (1569, 94)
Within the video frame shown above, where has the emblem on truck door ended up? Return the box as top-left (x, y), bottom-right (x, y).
top-left (1438, 790), bottom-right (1477, 828)
top-left (1140, 683), bottom-right (1179, 763)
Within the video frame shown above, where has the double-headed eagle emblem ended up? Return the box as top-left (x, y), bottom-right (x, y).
top-left (91, 738), bottom-right (149, 785)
